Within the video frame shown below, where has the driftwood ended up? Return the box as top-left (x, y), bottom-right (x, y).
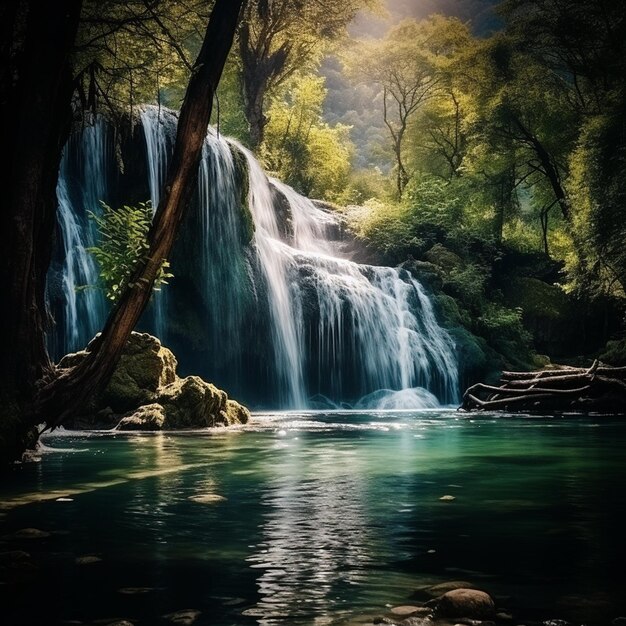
top-left (461, 361), bottom-right (626, 413)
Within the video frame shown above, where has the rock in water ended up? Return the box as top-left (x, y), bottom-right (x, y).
top-left (75, 555), bottom-right (102, 565)
top-left (117, 404), bottom-right (166, 431)
top-left (389, 606), bottom-right (427, 617)
top-left (158, 376), bottom-right (249, 428)
top-left (9, 528), bottom-right (51, 539)
top-left (58, 332), bottom-right (250, 429)
top-left (117, 587), bottom-right (155, 595)
top-left (435, 589), bottom-right (495, 619)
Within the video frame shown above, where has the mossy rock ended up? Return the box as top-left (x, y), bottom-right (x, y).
top-left (59, 332), bottom-right (177, 413)
top-left (424, 243), bottom-right (463, 273)
top-left (229, 142), bottom-right (255, 244)
top-left (270, 182), bottom-right (294, 242)
top-left (448, 326), bottom-right (502, 390)
top-left (117, 404), bottom-right (166, 431)
top-left (434, 294), bottom-right (472, 328)
top-left (600, 337), bottom-right (626, 366)
top-left (400, 258), bottom-right (444, 292)
top-left (157, 376), bottom-right (249, 428)
top-left (223, 399), bottom-right (251, 425)
top-left (57, 333), bottom-right (250, 431)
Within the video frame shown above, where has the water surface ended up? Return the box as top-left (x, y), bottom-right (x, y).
top-left (1, 410), bottom-right (625, 625)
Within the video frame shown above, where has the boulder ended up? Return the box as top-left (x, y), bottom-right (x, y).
top-left (600, 337), bottom-right (626, 366)
top-left (424, 243), bottom-right (463, 272)
top-left (117, 404), bottom-right (166, 431)
top-left (58, 332), bottom-right (250, 429)
top-left (399, 258), bottom-right (444, 292)
top-left (222, 399), bottom-right (251, 425)
top-left (59, 332), bottom-right (177, 413)
top-left (158, 376), bottom-right (249, 428)
top-left (434, 589), bottom-right (495, 619)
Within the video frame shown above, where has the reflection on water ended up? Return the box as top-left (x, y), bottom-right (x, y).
top-left (245, 440), bottom-right (374, 624)
top-left (0, 411), bottom-right (625, 626)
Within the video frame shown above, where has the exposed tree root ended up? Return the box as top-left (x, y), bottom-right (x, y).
top-left (461, 361), bottom-right (626, 413)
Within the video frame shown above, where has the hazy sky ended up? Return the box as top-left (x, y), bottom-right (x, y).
top-left (352, 0), bottom-right (502, 37)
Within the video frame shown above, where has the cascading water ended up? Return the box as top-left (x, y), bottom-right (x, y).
top-left (233, 144), bottom-right (308, 407)
top-left (139, 106), bottom-right (177, 341)
top-left (49, 118), bottom-right (109, 358)
top-left (52, 105), bottom-right (459, 408)
top-left (242, 172), bottom-right (459, 407)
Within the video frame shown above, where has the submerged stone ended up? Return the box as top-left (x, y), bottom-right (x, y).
top-left (10, 528), bottom-right (51, 539)
top-left (117, 587), bottom-right (155, 595)
top-left (435, 589), bottom-right (495, 619)
top-left (75, 555), bottom-right (102, 565)
top-left (389, 606), bottom-right (428, 619)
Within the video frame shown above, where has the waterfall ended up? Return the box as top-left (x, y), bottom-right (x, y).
top-left (50, 118), bottom-right (109, 358)
top-left (51, 105), bottom-right (459, 409)
top-left (139, 106), bottom-right (177, 341)
top-left (226, 141), bottom-right (458, 407)
top-left (234, 144), bottom-right (307, 407)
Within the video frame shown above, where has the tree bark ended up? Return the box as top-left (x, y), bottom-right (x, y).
top-left (238, 21), bottom-right (277, 150)
top-left (0, 0), bottom-right (83, 463)
top-left (36, 0), bottom-right (246, 428)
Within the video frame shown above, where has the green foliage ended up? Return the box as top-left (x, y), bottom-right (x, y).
top-left (76, 1), bottom-right (208, 113)
top-left (214, 55), bottom-right (251, 143)
top-left (337, 167), bottom-right (391, 205)
top-left (88, 202), bottom-right (173, 303)
top-left (476, 303), bottom-right (533, 368)
top-left (600, 337), bottom-right (626, 367)
top-left (346, 17), bottom-right (468, 195)
top-left (263, 74), bottom-right (353, 200)
top-left (567, 112), bottom-right (626, 298)
top-left (352, 176), bottom-right (490, 262)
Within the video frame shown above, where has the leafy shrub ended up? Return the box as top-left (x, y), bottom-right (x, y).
top-left (476, 303), bottom-right (533, 367)
top-left (88, 201), bottom-right (173, 303)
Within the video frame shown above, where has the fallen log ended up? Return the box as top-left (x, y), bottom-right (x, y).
top-left (461, 361), bottom-right (626, 414)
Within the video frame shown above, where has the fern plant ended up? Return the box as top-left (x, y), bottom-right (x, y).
top-left (88, 201), bottom-right (173, 303)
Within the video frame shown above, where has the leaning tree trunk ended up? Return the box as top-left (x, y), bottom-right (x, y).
top-left (0, 0), bottom-right (83, 463)
top-left (36, 0), bottom-right (247, 429)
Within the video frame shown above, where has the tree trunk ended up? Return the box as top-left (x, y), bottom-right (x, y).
top-left (0, 0), bottom-right (83, 463)
top-left (244, 80), bottom-right (268, 150)
top-left (395, 143), bottom-right (409, 198)
top-left (36, 0), bottom-right (246, 428)
top-left (238, 22), bottom-right (269, 150)
top-left (513, 116), bottom-right (571, 222)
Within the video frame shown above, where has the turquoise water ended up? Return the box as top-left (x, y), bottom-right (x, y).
top-left (1, 411), bottom-right (625, 625)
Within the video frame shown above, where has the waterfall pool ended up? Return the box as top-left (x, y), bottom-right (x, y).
top-left (1, 411), bottom-right (625, 625)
